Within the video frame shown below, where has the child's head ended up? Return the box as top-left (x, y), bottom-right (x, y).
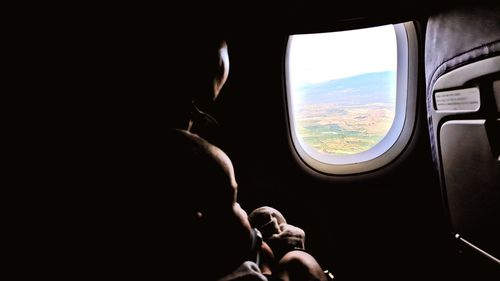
top-left (248, 206), bottom-right (287, 239)
top-left (248, 206), bottom-right (306, 260)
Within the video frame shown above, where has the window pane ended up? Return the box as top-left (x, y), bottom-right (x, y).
top-left (288, 25), bottom-right (397, 155)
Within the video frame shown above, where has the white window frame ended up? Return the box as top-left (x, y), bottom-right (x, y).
top-left (285, 22), bottom-right (418, 175)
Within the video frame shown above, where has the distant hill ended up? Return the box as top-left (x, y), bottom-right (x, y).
top-left (297, 71), bottom-right (396, 105)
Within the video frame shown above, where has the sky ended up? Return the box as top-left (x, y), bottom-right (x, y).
top-left (288, 24), bottom-right (397, 86)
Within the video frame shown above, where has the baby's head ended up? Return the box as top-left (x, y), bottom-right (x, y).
top-left (248, 206), bottom-right (287, 240)
top-left (248, 206), bottom-right (307, 260)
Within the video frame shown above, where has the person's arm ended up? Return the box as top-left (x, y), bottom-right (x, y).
top-left (217, 261), bottom-right (268, 281)
top-left (258, 242), bottom-right (276, 275)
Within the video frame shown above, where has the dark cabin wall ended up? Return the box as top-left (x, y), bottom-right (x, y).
top-left (210, 25), bottom-right (460, 280)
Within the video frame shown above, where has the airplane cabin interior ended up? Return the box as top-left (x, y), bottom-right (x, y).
top-left (35, 0), bottom-right (499, 279)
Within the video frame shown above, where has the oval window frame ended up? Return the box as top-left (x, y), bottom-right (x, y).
top-left (284, 22), bottom-right (418, 175)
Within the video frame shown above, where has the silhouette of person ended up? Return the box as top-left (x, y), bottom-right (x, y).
top-left (169, 32), bottom-right (328, 281)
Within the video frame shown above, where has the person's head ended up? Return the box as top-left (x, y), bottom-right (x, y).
top-left (192, 38), bottom-right (229, 107)
top-left (248, 206), bottom-right (287, 239)
top-left (171, 129), bottom-right (253, 279)
top-left (169, 33), bottom-right (230, 131)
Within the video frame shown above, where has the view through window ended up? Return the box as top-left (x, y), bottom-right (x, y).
top-left (288, 25), bottom-right (397, 156)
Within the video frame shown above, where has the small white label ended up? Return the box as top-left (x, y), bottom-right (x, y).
top-left (435, 87), bottom-right (480, 112)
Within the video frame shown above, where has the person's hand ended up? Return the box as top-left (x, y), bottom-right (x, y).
top-left (267, 223), bottom-right (306, 258)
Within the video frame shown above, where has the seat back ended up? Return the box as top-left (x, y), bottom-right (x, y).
top-left (425, 4), bottom-right (500, 264)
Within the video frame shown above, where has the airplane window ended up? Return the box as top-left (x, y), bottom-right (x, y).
top-left (286, 23), bottom-right (418, 175)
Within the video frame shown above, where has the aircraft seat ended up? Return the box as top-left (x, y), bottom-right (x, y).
top-left (425, 3), bottom-right (500, 266)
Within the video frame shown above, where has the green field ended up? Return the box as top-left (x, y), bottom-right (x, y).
top-left (296, 103), bottom-right (394, 155)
